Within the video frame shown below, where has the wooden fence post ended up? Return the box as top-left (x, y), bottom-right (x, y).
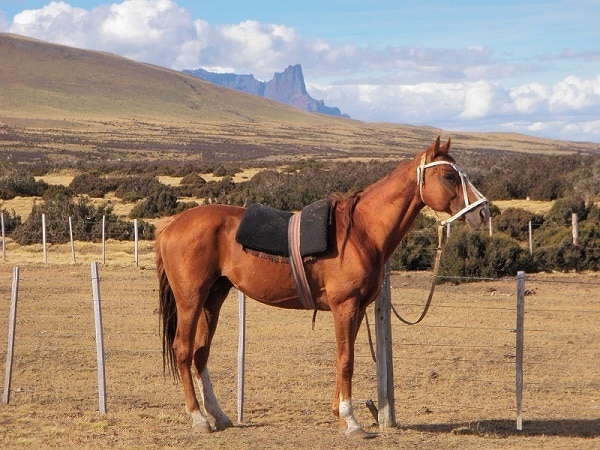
top-left (91, 262), bottom-right (107, 414)
top-left (516, 271), bottom-right (525, 431)
top-left (528, 221), bottom-right (533, 255)
top-left (572, 213), bottom-right (581, 272)
top-left (69, 216), bottom-right (76, 263)
top-left (101, 215), bottom-right (106, 264)
top-left (134, 219), bottom-right (139, 267)
top-left (42, 213), bottom-right (47, 264)
top-left (1, 212), bottom-right (6, 261)
top-left (237, 290), bottom-right (246, 424)
top-left (375, 261), bottom-right (396, 428)
top-left (3, 267), bottom-right (20, 405)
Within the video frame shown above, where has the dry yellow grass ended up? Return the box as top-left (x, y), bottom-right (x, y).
top-left (492, 199), bottom-right (555, 215)
top-left (0, 261), bottom-right (597, 449)
top-left (1, 197), bottom-right (39, 221)
top-left (158, 168), bottom-right (265, 186)
top-left (35, 172), bottom-right (76, 186)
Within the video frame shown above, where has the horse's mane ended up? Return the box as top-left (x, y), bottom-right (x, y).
top-left (330, 191), bottom-right (362, 254)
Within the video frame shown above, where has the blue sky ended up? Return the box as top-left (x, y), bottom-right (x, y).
top-left (2, 0), bottom-right (600, 143)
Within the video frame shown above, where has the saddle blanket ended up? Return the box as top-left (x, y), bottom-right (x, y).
top-left (235, 199), bottom-right (331, 257)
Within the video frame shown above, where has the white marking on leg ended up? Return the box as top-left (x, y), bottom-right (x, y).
top-left (196, 368), bottom-right (233, 430)
top-left (339, 397), bottom-right (363, 434)
top-left (188, 409), bottom-right (212, 433)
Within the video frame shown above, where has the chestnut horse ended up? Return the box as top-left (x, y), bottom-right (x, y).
top-left (156, 136), bottom-right (490, 437)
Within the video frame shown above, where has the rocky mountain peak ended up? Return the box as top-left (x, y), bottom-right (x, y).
top-left (184, 64), bottom-right (348, 118)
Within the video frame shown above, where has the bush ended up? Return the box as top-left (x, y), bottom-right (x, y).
top-left (180, 173), bottom-right (206, 186)
top-left (544, 197), bottom-right (589, 227)
top-left (439, 229), bottom-right (536, 279)
top-left (114, 176), bottom-right (164, 202)
top-left (129, 191), bottom-right (197, 219)
top-left (390, 214), bottom-right (438, 271)
top-left (533, 219), bottom-right (599, 272)
top-left (69, 172), bottom-right (116, 198)
top-left (0, 169), bottom-right (48, 199)
top-left (11, 194), bottom-right (155, 244)
top-left (494, 207), bottom-right (544, 241)
top-left (0, 208), bottom-right (21, 233)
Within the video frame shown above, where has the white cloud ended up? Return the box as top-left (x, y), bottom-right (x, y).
top-left (310, 75), bottom-right (600, 142)
top-left (10, 1), bottom-right (90, 48)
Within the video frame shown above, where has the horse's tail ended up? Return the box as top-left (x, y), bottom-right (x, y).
top-left (156, 221), bottom-right (179, 380)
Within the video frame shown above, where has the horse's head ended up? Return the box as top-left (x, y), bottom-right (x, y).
top-left (417, 136), bottom-right (490, 230)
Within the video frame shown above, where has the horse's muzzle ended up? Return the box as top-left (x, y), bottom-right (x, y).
top-left (465, 203), bottom-right (490, 230)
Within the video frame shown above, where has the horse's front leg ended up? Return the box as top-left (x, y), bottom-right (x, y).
top-left (331, 304), bottom-right (370, 438)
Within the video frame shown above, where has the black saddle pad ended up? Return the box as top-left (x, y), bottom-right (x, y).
top-left (235, 199), bottom-right (331, 257)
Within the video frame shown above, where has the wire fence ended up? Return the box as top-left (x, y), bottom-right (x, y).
top-left (0, 265), bottom-right (598, 437)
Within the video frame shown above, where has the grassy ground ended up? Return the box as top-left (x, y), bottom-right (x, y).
top-left (0, 251), bottom-right (598, 449)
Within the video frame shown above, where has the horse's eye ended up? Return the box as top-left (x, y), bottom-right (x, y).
top-left (444, 173), bottom-right (455, 182)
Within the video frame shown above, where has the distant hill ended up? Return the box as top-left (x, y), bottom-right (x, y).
top-left (0, 32), bottom-right (597, 166)
top-left (184, 65), bottom-right (350, 118)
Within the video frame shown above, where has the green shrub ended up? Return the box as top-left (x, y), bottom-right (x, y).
top-left (10, 194), bottom-right (154, 244)
top-left (390, 214), bottom-right (438, 271)
top-left (129, 191), bottom-right (198, 219)
top-left (439, 229), bottom-right (536, 279)
top-left (494, 207), bottom-right (544, 241)
top-left (544, 197), bottom-right (589, 227)
top-left (0, 208), bottom-right (21, 233)
top-left (0, 169), bottom-right (48, 199)
top-left (114, 176), bottom-right (164, 202)
top-left (179, 173), bottom-right (206, 186)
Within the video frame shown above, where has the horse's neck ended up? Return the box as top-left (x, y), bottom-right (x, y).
top-left (354, 160), bottom-right (423, 259)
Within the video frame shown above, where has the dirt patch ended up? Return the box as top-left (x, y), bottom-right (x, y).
top-left (0, 265), bottom-right (598, 449)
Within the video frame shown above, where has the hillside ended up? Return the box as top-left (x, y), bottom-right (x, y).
top-left (1, 33), bottom-right (598, 166)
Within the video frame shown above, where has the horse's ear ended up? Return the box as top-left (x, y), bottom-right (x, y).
top-left (428, 135), bottom-right (442, 158)
top-left (431, 135), bottom-right (451, 158)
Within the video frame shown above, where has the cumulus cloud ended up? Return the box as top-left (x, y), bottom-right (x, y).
top-left (310, 75), bottom-right (600, 142)
top-left (5, 1), bottom-right (600, 142)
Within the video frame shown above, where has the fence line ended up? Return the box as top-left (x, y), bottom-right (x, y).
top-left (1, 266), bottom-right (598, 434)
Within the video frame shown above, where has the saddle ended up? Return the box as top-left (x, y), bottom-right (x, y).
top-left (235, 199), bottom-right (332, 258)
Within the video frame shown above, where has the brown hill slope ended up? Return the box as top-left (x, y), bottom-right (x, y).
top-left (1, 33), bottom-right (598, 166)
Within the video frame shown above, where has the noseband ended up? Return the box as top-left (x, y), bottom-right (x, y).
top-left (417, 155), bottom-right (488, 225)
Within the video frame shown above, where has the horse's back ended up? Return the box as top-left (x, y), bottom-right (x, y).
top-left (158, 204), bottom-right (244, 238)
top-left (156, 204), bottom-right (245, 268)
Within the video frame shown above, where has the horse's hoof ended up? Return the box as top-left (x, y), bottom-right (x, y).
top-left (345, 427), bottom-right (376, 439)
top-left (192, 422), bottom-right (213, 434)
top-left (215, 418), bottom-right (234, 431)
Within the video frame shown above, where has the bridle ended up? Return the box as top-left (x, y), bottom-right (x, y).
top-left (389, 155), bottom-right (488, 326)
top-left (417, 154), bottom-right (488, 226)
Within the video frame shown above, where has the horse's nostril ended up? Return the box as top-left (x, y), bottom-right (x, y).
top-left (480, 206), bottom-right (490, 223)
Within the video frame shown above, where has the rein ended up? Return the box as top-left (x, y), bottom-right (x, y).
top-left (391, 223), bottom-right (444, 325)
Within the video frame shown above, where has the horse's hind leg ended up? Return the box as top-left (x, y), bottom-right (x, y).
top-left (196, 368), bottom-right (233, 430)
top-left (172, 285), bottom-right (212, 433)
top-left (193, 277), bottom-right (234, 431)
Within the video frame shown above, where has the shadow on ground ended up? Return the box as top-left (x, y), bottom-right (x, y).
top-left (404, 419), bottom-right (600, 438)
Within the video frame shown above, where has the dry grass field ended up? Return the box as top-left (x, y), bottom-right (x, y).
top-left (0, 243), bottom-right (598, 449)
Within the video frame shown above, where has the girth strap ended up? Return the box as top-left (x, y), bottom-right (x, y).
top-left (288, 212), bottom-right (317, 313)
